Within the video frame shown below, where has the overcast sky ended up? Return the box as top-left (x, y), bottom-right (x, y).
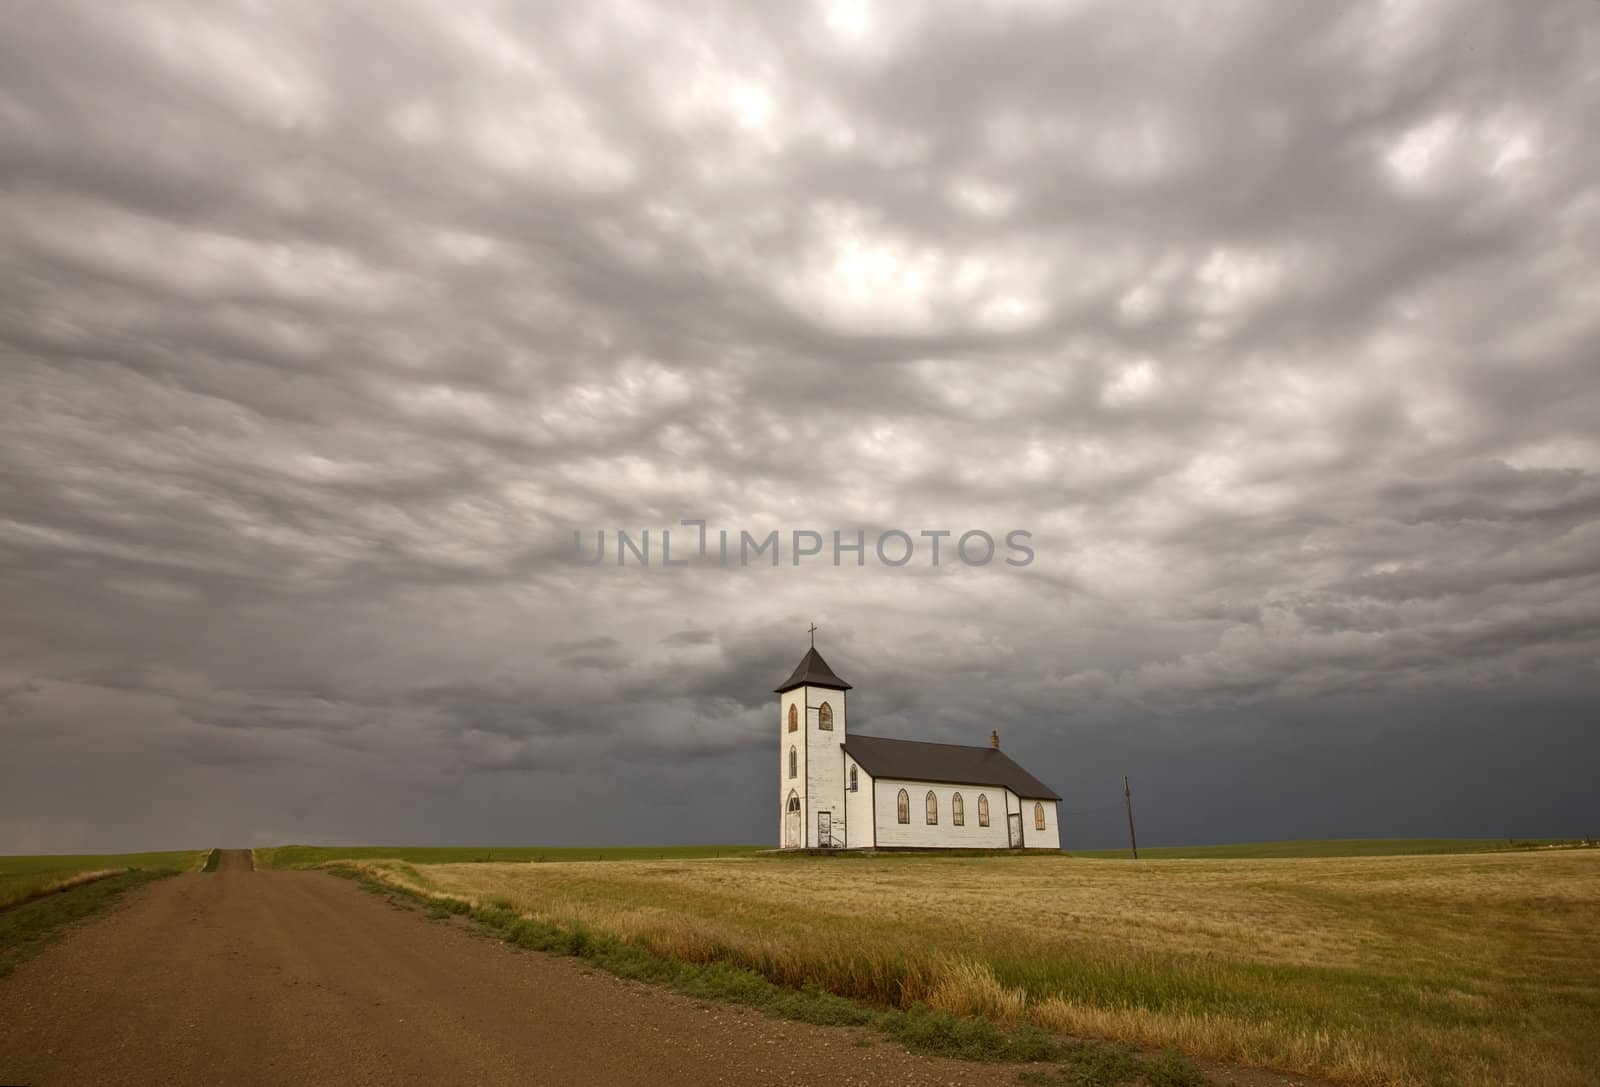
top-left (3, 1), bottom-right (1597, 854)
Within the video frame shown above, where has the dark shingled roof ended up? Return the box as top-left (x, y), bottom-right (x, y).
top-left (842, 734), bottom-right (1061, 800)
top-left (774, 648), bottom-right (852, 693)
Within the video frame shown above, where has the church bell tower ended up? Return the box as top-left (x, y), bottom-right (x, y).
top-left (774, 635), bottom-right (851, 849)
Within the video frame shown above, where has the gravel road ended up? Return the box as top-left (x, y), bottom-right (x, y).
top-left (0, 850), bottom-right (1021, 1085)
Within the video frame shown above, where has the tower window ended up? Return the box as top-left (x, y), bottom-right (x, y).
top-left (978, 794), bottom-right (990, 827)
top-left (896, 789), bottom-right (909, 824)
top-left (952, 792), bottom-right (964, 826)
top-left (789, 746), bottom-right (797, 779)
top-left (925, 790), bottom-right (938, 825)
top-left (788, 704), bottom-right (797, 733)
top-left (1034, 802), bottom-right (1046, 831)
top-left (818, 702), bottom-right (833, 730)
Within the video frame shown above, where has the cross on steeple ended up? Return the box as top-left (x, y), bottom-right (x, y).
top-left (807, 622), bottom-right (818, 647)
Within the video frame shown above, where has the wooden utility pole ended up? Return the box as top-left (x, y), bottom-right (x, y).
top-left (1124, 775), bottom-right (1139, 860)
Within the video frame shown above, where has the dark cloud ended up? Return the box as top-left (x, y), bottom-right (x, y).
top-left (1, 1), bottom-right (1597, 851)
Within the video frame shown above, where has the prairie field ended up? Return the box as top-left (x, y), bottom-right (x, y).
top-left (1069, 837), bottom-right (1581, 859)
top-left (0, 851), bottom-right (206, 909)
top-left (321, 847), bottom-right (1600, 1087)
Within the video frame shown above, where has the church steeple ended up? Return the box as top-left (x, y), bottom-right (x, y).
top-left (777, 636), bottom-right (850, 850)
top-left (774, 646), bottom-right (852, 693)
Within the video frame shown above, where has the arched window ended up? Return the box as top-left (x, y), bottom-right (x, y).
top-left (818, 702), bottom-right (833, 730)
top-left (789, 746), bottom-right (797, 779)
top-left (849, 765), bottom-right (858, 792)
top-left (787, 792), bottom-right (801, 813)
top-left (978, 794), bottom-right (990, 827)
top-left (952, 792), bottom-right (965, 826)
top-left (925, 790), bottom-right (938, 825)
top-left (896, 789), bottom-right (910, 824)
top-left (788, 705), bottom-right (797, 732)
top-left (1034, 802), bottom-right (1046, 831)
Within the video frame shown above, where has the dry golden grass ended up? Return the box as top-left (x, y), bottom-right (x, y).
top-left (0, 869), bottom-right (121, 909)
top-left (344, 850), bottom-right (1600, 1087)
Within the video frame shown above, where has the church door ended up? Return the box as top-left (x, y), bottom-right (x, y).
top-left (817, 810), bottom-right (832, 848)
top-left (784, 791), bottom-right (801, 848)
top-left (1007, 812), bottom-right (1023, 848)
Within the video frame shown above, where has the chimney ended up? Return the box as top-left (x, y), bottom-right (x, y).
top-left (989, 730), bottom-right (1000, 749)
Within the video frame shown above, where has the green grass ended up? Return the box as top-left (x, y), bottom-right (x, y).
top-left (1140, 1050), bottom-right (1212, 1087)
top-left (1018, 1041), bottom-right (1158, 1086)
top-left (0, 869), bottom-right (178, 976)
top-left (1068, 1042), bottom-right (1142, 1085)
top-left (0, 850), bottom-right (206, 909)
top-left (1069, 837), bottom-right (1584, 859)
top-left (254, 844), bottom-right (765, 869)
top-left (1019, 1046), bottom-right (1213, 1087)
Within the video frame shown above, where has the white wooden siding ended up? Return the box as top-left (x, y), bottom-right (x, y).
top-left (871, 779), bottom-right (1015, 849)
top-left (780, 685), bottom-right (850, 848)
top-left (804, 687), bottom-right (846, 848)
top-left (843, 758), bottom-right (874, 848)
top-left (778, 689), bottom-right (807, 847)
top-left (1019, 797), bottom-right (1061, 849)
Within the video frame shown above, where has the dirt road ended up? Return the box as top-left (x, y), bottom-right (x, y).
top-left (0, 851), bottom-right (1016, 1085)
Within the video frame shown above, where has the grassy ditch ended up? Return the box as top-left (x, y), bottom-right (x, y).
top-left (0, 850), bottom-right (206, 910)
top-left (0, 869), bottom-right (176, 976)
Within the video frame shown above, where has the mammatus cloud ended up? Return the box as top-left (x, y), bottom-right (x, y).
top-left (1, 1), bottom-right (1596, 851)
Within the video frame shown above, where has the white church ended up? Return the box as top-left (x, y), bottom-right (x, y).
top-left (776, 643), bottom-right (1062, 851)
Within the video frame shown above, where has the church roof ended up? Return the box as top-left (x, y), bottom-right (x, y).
top-left (774, 647), bottom-right (852, 693)
top-left (842, 734), bottom-right (1061, 800)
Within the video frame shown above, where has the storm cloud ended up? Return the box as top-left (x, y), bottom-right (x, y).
top-left (2, 1), bottom-right (1597, 852)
